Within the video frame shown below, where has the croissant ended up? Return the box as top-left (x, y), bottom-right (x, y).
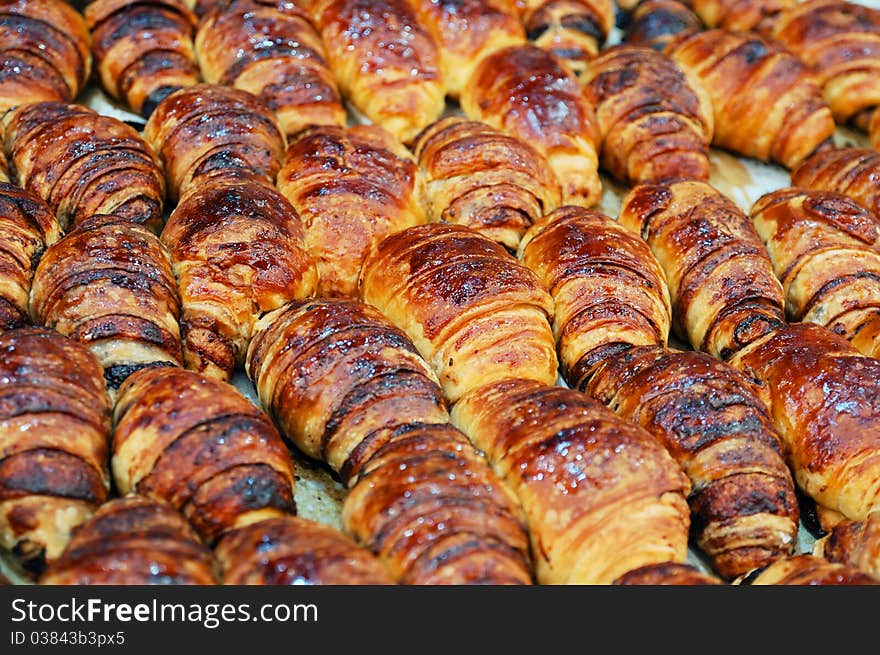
top-left (665, 28), bottom-right (835, 170)
top-left (215, 516), bottom-right (395, 584)
top-left (84, 0), bottom-right (200, 117)
top-left (0, 131), bottom-right (8, 184)
top-left (247, 299), bottom-right (532, 584)
top-left (518, 206), bottom-right (671, 390)
top-left (413, 0), bottom-right (524, 98)
top-left (750, 188), bottom-right (880, 359)
top-left (0, 328), bottom-right (110, 577)
top-left (613, 562), bottom-right (721, 585)
top-left (310, 0), bottom-right (444, 143)
top-left (0, 185), bottom-right (60, 330)
top-left (359, 223), bottom-right (558, 403)
top-left (729, 322), bottom-right (880, 523)
top-left (582, 44), bottom-right (713, 184)
top-left (277, 125), bottom-right (427, 298)
top-left (39, 495), bottom-right (218, 585)
top-left (619, 179), bottom-right (786, 360)
top-left (622, 0), bottom-right (703, 51)
top-left (791, 148), bottom-right (880, 219)
top-left (460, 44), bottom-right (602, 207)
top-left (181, 0), bottom-right (219, 17)
top-left (413, 117), bottom-right (561, 251)
top-left (0, 0), bottom-right (91, 112)
top-left (143, 84), bottom-right (285, 201)
top-left (520, 0), bottom-right (614, 76)
top-left (162, 173), bottom-right (317, 380)
top-left (112, 367), bottom-right (296, 543)
top-left (815, 512), bottom-right (879, 580)
top-left (685, 0), bottom-right (794, 32)
top-left (738, 554), bottom-right (876, 585)
top-left (586, 346), bottom-right (799, 579)
top-left (195, 0), bottom-right (346, 137)
top-left (3, 102), bottom-right (165, 232)
top-left (30, 214), bottom-right (183, 393)
top-left (451, 379), bottom-right (692, 584)
top-left (771, 0), bottom-right (880, 127)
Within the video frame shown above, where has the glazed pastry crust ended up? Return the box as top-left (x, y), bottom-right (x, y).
top-left (739, 554), bottom-right (876, 585)
top-left (614, 562), bottom-right (721, 585)
top-left (686, 0), bottom-right (794, 32)
top-left (521, 0), bottom-right (614, 76)
top-left (814, 512), bottom-right (880, 580)
top-left (791, 148), bottom-right (880, 220)
top-left (622, 0), bottom-right (703, 52)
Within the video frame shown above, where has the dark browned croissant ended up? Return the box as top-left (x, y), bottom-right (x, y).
top-left (0, 328), bottom-right (110, 577)
top-left (277, 125), bottom-right (426, 298)
top-left (729, 323), bottom-right (880, 524)
top-left (815, 512), bottom-right (879, 580)
top-left (614, 562), bottom-right (721, 585)
top-left (619, 179), bottom-right (786, 360)
top-left (520, 0), bottom-right (614, 76)
top-left (750, 188), bottom-right (880, 359)
top-left (3, 102), bottom-right (165, 232)
top-left (452, 379), bottom-right (692, 584)
top-left (413, 117), bottom-right (561, 252)
top-left (112, 367), bottom-right (296, 543)
top-left (413, 0), bottom-right (524, 98)
top-left (622, 0), bottom-right (703, 51)
top-left (518, 206), bottom-right (671, 390)
top-left (84, 0), bottom-right (200, 117)
top-left (738, 554), bottom-right (876, 585)
top-left (582, 44), bottom-right (713, 184)
top-left (872, 108), bottom-right (880, 149)
top-left (161, 172), bottom-right (317, 380)
top-left (246, 299), bottom-right (532, 584)
top-left (30, 214), bottom-right (183, 393)
top-left (215, 516), bottom-right (395, 585)
top-left (685, 0), bottom-right (794, 32)
top-left (39, 495), bottom-right (218, 584)
top-left (359, 223), bottom-right (558, 403)
top-left (665, 28), bottom-right (835, 170)
top-left (791, 148), bottom-right (880, 219)
top-left (460, 44), bottom-right (602, 207)
top-left (195, 0), bottom-right (346, 137)
top-left (0, 184), bottom-right (60, 330)
top-left (0, 0), bottom-right (91, 112)
top-left (772, 0), bottom-right (880, 128)
top-left (143, 84), bottom-right (285, 200)
top-left (310, 0), bottom-right (444, 143)
top-left (586, 346), bottom-right (799, 579)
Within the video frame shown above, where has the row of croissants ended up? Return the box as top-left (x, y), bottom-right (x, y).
top-left (0, 0), bottom-right (878, 585)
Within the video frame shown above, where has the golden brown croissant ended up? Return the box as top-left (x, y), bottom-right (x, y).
top-left (30, 214), bottom-right (183, 393)
top-left (451, 379), bottom-right (692, 584)
top-left (729, 322), bottom-right (880, 523)
top-left (791, 147), bottom-right (880, 219)
top-left (310, 0), bottom-right (444, 144)
top-left (772, 0), bottom-right (880, 127)
top-left (112, 367), bottom-right (296, 543)
top-left (622, 0), bottom-right (703, 51)
top-left (0, 0), bottom-right (91, 112)
top-left (195, 0), bottom-right (345, 137)
top-left (215, 515), bottom-right (395, 584)
top-left (582, 44), bottom-right (713, 184)
top-left (84, 0), bottom-right (200, 117)
top-left (750, 188), bottom-right (880, 359)
top-left (613, 562), bottom-right (721, 585)
top-left (413, 117), bottom-right (561, 252)
top-left (814, 512), bottom-right (880, 580)
top-left (277, 125), bottom-right (427, 298)
top-left (161, 173), bottom-right (317, 380)
top-left (143, 84), bottom-right (285, 201)
top-left (619, 179), bottom-right (786, 360)
top-left (738, 554), bottom-right (876, 585)
top-left (246, 299), bottom-right (533, 584)
top-left (3, 102), bottom-right (165, 232)
top-left (413, 0), bottom-right (524, 98)
top-left (359, 223), bottom-right (558, 403)
top-left (0, 328), bottom-right (110, 577)
top-left (39, 495), bottom-right (218, 585)
top-left (685, 0), bottom-right (793, 32)
top-left (665, 28), bottom-right (835, 169)
top-left (0, 129), bottom-right (8, 184)
top-left (586, 346), bottom-right (799, 579)
top-left (0, 185), bottom-right (60, 330)
top-left (518, 206), bottom-right (671, 390)
top-left (520, 0), bottom-right (614, 76)
top-left (460, 44), bottom-right (601, 207)
top-left (872, 108), bottom-right (880, 149)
